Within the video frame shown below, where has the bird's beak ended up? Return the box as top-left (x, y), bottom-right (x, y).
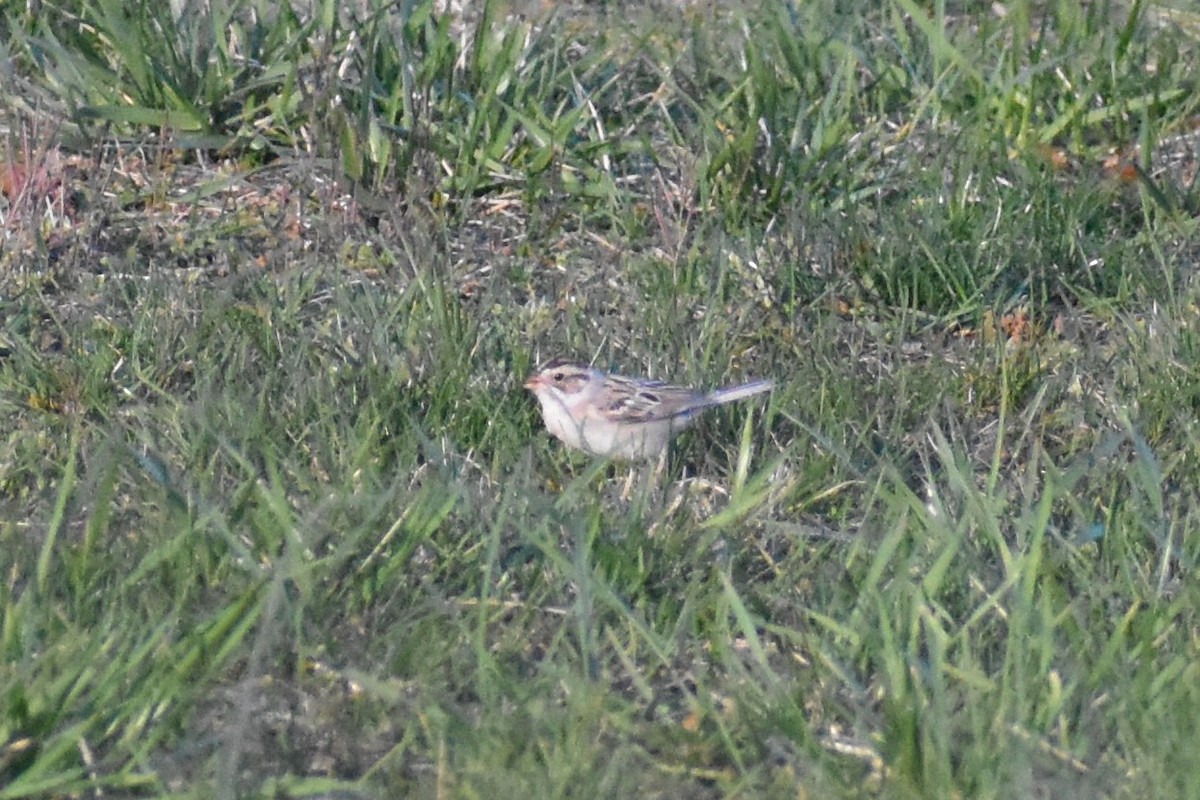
top-left (523, 374), bottom-right (542, 391)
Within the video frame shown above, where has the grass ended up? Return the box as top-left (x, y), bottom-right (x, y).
top-left (3, 0), bottom-right (1200, 796)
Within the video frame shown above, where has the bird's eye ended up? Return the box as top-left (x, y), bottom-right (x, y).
top-left (553, 372), bottom-right (564, 382)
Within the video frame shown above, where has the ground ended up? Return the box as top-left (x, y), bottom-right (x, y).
top-left (2, 0), bottom-right (1200, 798)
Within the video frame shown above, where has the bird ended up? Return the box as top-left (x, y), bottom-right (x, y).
top-left (523, 359), bottom-right (773, 460)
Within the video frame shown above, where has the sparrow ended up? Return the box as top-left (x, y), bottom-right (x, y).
top-left (524, 359), bottom-right (773, 459)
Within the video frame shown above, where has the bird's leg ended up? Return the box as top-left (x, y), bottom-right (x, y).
top-left (620, 465), bottom-right (636, 502)
top-left (653, 448), bottom-right (669, 485)
top-left (619, 450), bottom-right (666, 504)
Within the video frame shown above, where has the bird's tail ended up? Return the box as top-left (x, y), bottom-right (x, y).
top-left (707, 379), bottom-right (774, 406)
